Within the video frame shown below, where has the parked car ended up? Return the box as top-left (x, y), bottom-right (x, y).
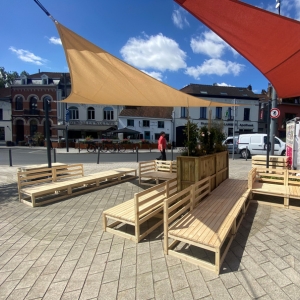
top-left (238, 133), bottom-right (286, 158)
top-left (222, 136), bottom-right (239, 154)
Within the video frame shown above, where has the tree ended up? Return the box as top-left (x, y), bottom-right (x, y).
top-left (0, 67), bottom-right (20, 87)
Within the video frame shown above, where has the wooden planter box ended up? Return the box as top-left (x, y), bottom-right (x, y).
top-left (177, 151), bottom-right (229, 191)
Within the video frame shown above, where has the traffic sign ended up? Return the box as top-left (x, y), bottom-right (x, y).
top-left (270, 108), bottom-right (280, 119)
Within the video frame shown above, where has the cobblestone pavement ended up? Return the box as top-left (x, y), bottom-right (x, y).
top-left (1, 157), bottom-right (300, 299)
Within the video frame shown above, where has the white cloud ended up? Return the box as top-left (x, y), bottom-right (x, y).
top-left (120, 33), bottom-right (187, 71)
top-left (185, 58), bottom-right (244, 80)
top-left (215, 82), bottom-right (234, 87)
top-left (9, 47), bottom-right (47, 65)
top-left (49, 37), bottom-right (62, 45)
top-left (141, 70), bottom-right (163, 81)
top-left (172, 8), bottom-right (189, 29)
top-left (190, 31), bottom-right (237, 58)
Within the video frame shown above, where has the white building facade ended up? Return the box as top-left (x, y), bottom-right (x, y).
top-left (0, 97), bottom-right (12, 144)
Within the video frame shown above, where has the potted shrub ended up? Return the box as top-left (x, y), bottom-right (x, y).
top-left (33, 132), bottom-right (44, 147)
top-left (177, 120), bottom-right (229, 191)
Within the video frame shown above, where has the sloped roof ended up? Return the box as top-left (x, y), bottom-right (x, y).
top-left (119, 106), bottom-right (173, 119)
top-left (180, 84), bottom-right (259, 100)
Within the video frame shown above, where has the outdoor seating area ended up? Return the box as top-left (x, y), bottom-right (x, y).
top-left (248, 167), bottom-right (300, 209)
top-left (17, 164), bottom-right (137, 207)
top-left (138, 159), bottom-right (177, 186)
top-left (164, 178), bottom-right (250, 274)
top-left (103, 177), bottom-right (177, 243)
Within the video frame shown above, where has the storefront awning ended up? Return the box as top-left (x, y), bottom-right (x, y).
top-left (53, 125), bottom-right (114, 131)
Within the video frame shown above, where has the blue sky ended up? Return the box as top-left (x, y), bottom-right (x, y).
top-left (2, 0), bottom-right (299, 94)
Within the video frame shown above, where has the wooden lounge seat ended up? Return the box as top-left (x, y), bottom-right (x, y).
top-left (164, 178), bottom-right (250, 274)
top-left (103, 178), bottom-right (177, 242)
top-left (139, 160), bottom-right (177, 185)
top-left (18, 165), bottom-right (137, 207)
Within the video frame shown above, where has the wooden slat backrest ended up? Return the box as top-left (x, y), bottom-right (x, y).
top-left (193, 176), bottom-right (211, 208)
top-left (139, 160), bottom-right (156, 175)
top-left (156, 160), bottom-right (172, 173)
top-left (287, 169), bottom-right (300, 187)
top-left (255, 167), bottom-right (286, 185)
top-left (166, 178), bottom-right (178, 197)
top-left (171, 161), bottom-right (177, 173)
top-left (52, 164), bottom-right (84, 182)
top-left (18, 167), bottom-right (53, 190)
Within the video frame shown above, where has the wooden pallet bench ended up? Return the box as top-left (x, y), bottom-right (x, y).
top-left (138, 160), bottom-right (177, 186)
top-left (18, 165), bottom-right (136, 207)
top-left (103, 178), bottom-right (177, 243)
top-left (252, 155), bottom-right (290, 170)
top-left (248, 167), bottom-right (300, 209)
top-left (164, 178), bottom-right (250, 274)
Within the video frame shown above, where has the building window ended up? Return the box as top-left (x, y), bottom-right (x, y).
top-left (0, 109), bottom-right (2, 120)
top-left (158, 121), bottom-right (164, 128)
top-left (15, 96), bottom-right (23, 110)
top-left (225, 107), bottom-right (232, 120)
top-left (127, 119), bottom-right (134, 127)
top-left (200, 107), bottom-right (207, 119)
top-left (216, 107), bottom-right (222, 119)
top-left (30, 96), bottom-right (38, 112)
top-left (43, 96), bottom-right (51, 111)
top-left (244, 108), bottom-right (250, 121)
top-left (143, 120), bottom-right (150, 127)
top-left (87, 107), bottom-right (95, 120)
top-left (30, 119), bottom-right (38, 137)
top-left (0, 127), bottom-right (4, 140)
top-left (181, 107), bottom-right (188, 118)
top-left (144, 131), bottom-right (150, 140)
top-left (69, 106), bottom-right (79, 119)
top-left (103, 107), bottom-right (114, 120)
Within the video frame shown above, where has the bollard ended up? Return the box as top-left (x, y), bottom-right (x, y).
top-left (149, 147), bottom-right (151, 153)
top-left (78, 143), bottom-right (80, 153)
top-left (9, 148), bottom-right (12, 167)
top-left (246, 146), bottom-right (248, 161)
top-left (171, 146), bottom-right (173, 161)
top-left (97, 147), bottom-right (100, 164)
top-left (53, 148), bottom-right (57, 163)
top-left (136, 146), bottom-right (139, 162)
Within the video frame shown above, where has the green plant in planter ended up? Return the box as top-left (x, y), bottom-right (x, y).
top-left (33, 132), bottom-right (44, 146)
top-left (182, 120), bottom-right (200, 156)
top-left (120, 138), bottom-right (132, 144)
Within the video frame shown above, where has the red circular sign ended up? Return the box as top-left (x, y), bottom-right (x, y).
top-left (270, 108), bottom-right (280, 118)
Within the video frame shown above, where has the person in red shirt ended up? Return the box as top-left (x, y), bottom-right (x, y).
top-left (157, 131), bottom-right (167, 161)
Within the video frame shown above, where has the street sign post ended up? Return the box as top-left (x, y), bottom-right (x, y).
top-left (270, 108), bottom-right (280, 119)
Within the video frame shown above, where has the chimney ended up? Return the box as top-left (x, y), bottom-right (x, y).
top-left (38, 69), bottom-right (40, 73)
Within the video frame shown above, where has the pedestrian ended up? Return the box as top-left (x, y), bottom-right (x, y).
top-left (157, 131), bottom-right (167, 161)
top-left (28, 136), bottom-right (33, 147)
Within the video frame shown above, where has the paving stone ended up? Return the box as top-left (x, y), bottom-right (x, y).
top-left (7, 287), bottom-right (30, 300)
top-left (89, 253), bottom-right (108, 275)
top-left (61, 290), bottom-right (81, 300)
top-left (0, 279), bottom-right (20, 299)
top-left (33, 249), bottom-right (56, 268)
top-left (16, 266), bottom-right (45, 289)
top-left (186, 269), bottom-right (210, 299)
top-left (152, 257), bottom-right (169, 282)
top-left (282, 283), bottom-right (300, 300)
top-left (282, 267), bottom-right (300, 287)
top-left (245, 245), bottom-right (268, 264)
top-left (261, 249), bottom-right (289, 270)
top-left (102, 259), bottom-right (121, 284)
top-left (98, 280), bottom-right (118, 300)
top-left (118, 265), bottom-right (136, 291)
top-left (240, 255), bottom-right (266, 279)
top-left (53, 259), bottom-right (77, 283)
top-left (117, 288), bottom-right (136, 300)
top-left (136, 271), bottom-right (154, 300)
top-left (234, 269), bottom-right (266, 299)
top-left (136, 252), bottom-right (152, 275)
top-left (108, 243), bottom-right (124, 262)
top-left (7, 260), bottom-right (35, 281)
top-left (42, 254), bottom-right (66, 275)
top-left (228, 284), bottom-right (252, 300)
top-left (206, 278), bottom-right (232, 300)
top-left (25, 273), bottom-right (56, 299)
top-left (79, 272), bottom-right (103, 300)
top-left (173, 287), bottom-right (193, 300)
top-left (96, 239), bottom-right (112, 255)
top-left (153, 278), bottom-right (174, 300)
top-left (256, 275), bottom-right (290, 300)
top-left (65, 266), bottom-right (89, 293)
top-left (43, 280), bottom-right (68, 300)
top-left (168, 264), bottom-right (189, 292)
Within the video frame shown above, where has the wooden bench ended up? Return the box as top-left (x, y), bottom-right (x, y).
top-left (248, 167), bottom-right (300, 209)
top-left (138, 160), bottom-right (177, 186)
top-left (103, 177), bottom-right (178, 243)
top-left (18, 165), bottom-right (137, 207)
top-left (164, 178), bottom-right (250, 274)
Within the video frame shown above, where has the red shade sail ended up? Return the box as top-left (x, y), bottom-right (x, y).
top-left (175, 0), bottom-right (300, 98)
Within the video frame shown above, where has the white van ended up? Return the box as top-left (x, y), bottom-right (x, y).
top-left (238, 133), bottom-right (286, 158)
top-left (222, 136), bottom-right (239, 154)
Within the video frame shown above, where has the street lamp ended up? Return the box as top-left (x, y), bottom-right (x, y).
top-left (276, 0), bottom-right (281, 15)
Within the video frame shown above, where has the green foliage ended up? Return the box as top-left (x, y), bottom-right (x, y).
top-left (33, 132), bottom-right (44, 145)
top-left (182, 120), bottom-right (226, 156)
top-left (0, 67), bottom-right (19, 88)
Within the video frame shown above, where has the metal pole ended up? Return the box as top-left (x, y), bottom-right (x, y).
top-left (64, 73), bottom-right (69, 153)
top-left (9, 149), bottom-right (12, 167)
top-left (53, 148), bottom-right (56, 163)
top-left (270, 87), bottom-right (277, 155)
top-left (232, 98), bottom-right (236, 160)
top-left (44, 98), bottom-right (52, 168)
top-left (266, 100), bottom-right (271, 168)
top-left (171, 146), bottom-right (173, 161)
top-left (97, 147), bottom-right (100, 164)
top-left (136, 146), bottom-right (139, 162)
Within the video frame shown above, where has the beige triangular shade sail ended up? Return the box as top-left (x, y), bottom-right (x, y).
top-left (56, 22), bottom-right (232, 107)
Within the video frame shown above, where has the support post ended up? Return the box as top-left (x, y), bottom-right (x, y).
top-left (44, 98), bottom-right (52, 168)
top-left (97, 147), bottom-right (100, 164)
top-left (136, 146), bottom-right (139, 162)
top-left (9, 149), bottom-right (12, 167)
top-left (270, 87), bottom-right (277, 155)
top-left (53, 148), bottom-right (56, 163)
top-left (266, 100), bottom-right (271, 168)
